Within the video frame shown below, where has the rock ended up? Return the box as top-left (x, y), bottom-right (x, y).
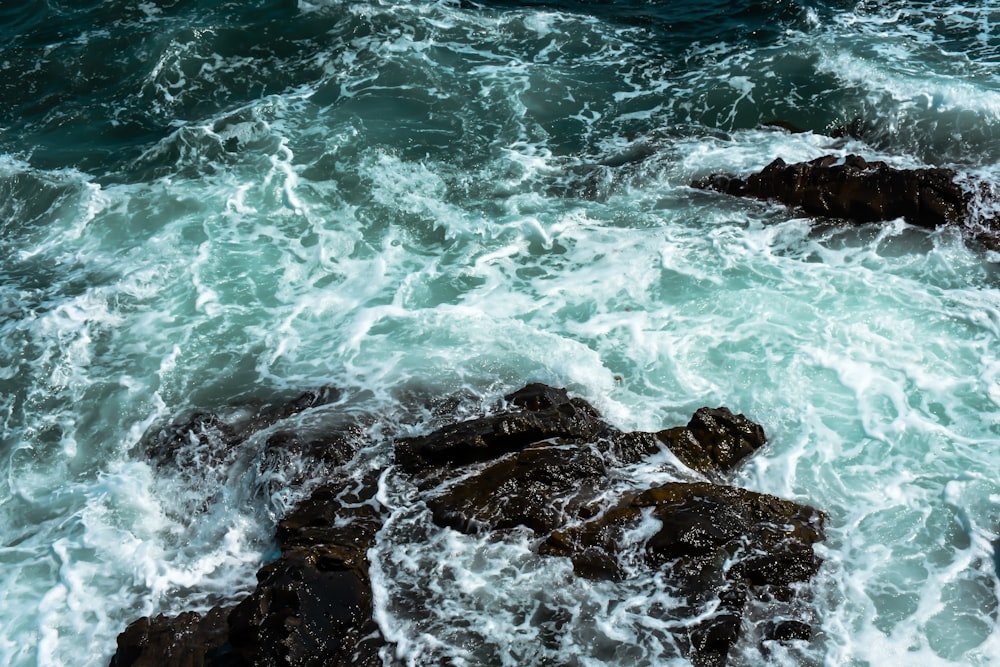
top-left (394, 383), bottom-right (613, 476)
top-left (113, 383), bottom-right (821, 667)
top-left (225, 470), bottom-right (386, 667)
top-left (426, 441), bottom-right (608, 534)
top-left (691, 154), bottom-right (1000, 248)
top-left (397, 385), bottom-right (622, 534)
top-left (761, 619), bottom-right (812, 642)
top-left (656, 407), bottom-right (767, 480)
top-left (226, 547), bottom-right (382, 667)
top-left (687, 586), bottom-right (748, 667)
top-left (540, 482), bottom-right (825, 589)
top-left (145, 388), bottom-right (343, 473)
top-left (257, 415), bottom-right (371, 489)
top-left (109, 607), bottom-right (237, 667)
top-left (539, 481), bottom-right (825, 666)
top-left (109, 472), bottom-right (386, 667)
top-left (398, 387), bottom-right (771, 536)
top-left (828, 118), bottom-right (868, 140)
top-left (762, 120), bottom-right (806, 134)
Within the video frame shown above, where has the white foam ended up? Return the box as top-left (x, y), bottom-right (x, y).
top-left (818, 48), bottom-right (1000, 116)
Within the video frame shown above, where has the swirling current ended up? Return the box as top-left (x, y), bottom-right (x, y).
top-left (2, 0), bottom-right (1000, 665)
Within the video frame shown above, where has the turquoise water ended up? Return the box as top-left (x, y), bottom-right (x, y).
top-left (3, 0), bottom-right (1000, 664)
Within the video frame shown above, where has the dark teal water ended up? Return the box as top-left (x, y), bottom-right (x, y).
top-left (3, 1), bottom-right (1000, 664)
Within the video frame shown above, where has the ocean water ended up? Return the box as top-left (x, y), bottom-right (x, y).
top-left (3, 0), bottom-right (1000, 664)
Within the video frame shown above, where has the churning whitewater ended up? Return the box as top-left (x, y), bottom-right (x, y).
top-left (2, 0), bottom-right (1000, 664)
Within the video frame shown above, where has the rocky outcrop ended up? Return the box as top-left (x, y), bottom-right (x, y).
top-left (394, 383), bottom-right (615, 475)
top-left (110, 606), bottom-right (237, 667)
top-left (394, 384), bottom-right (824, 666)
top-left (394, 384), bottom-right (769, 536)
top-left (226, 472), bottom-right (385, 667)
top-left (112, 389), bottom-right (384, 667)
top-left (693, 154), bottom-right (1000, 249)
top-left (145, 388), bottom-right (355, 491)
top-left (656, 406), bottom-right (766, 480)
top-left (112, 383), bottom-right (824, 667)
top-left (111, 473), bottom-right (385, 667)
top-left (539, 482), bottom-right (824, 591)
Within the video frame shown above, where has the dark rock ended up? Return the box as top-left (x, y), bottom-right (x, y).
top-left (226, 546), bottom-right (381, 667)
top-left (656, 407), bottom-right (766, 480)
top-left (688, 586), bottom-right (748, 667)
top-left (540, 481), bottom-right (824, 592)
top-left (761, 619), bottom-right (812, 642)
top-left (146, 412), bottom-right (242, 472)
top-left (426, 441), bottom-right (608, 534)
top-left (604, 429), bottom-right (667, 466)
top-left (399, 386), bottom-right (772, 537)
top-left (257, 416), bottom-right (370, 489)
top-left (226, 471), bottom-right (385, 667)
top-left (394, 383), bottom-right (612, 475)
top-left (146, 388), bottom-right (343, 472)
top-left (539, 482), bottom-right (824, 666)
top-left (109, 606), bottom-right (237, 667)
top-left (110, 473), bottom-right (386, 667)
top-left (691, 154), bottom-right (1000, 248)
top-left (114, 383), bottom-right (821, 667)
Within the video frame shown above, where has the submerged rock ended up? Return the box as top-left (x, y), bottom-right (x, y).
top-left (537, 481), bottom-right (824, 666)
top-left (692, 154), bottom-right (1000, 249)
top-left (111, 388), bottom-right (383, 667)
top-left (145, 387), bottom-right (346, 475)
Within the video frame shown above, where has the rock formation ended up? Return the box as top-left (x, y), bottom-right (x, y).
top-left (111, 383), bottom-right (826, 667)
top-left (394, 383), bottom-right (824, 666)
top-left (693, 154), bottom-right (1000, 250)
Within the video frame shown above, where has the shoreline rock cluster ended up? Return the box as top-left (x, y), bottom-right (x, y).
top-left (110, 384), bottom-right (826, 667)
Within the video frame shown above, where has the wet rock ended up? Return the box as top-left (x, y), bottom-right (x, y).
top-left (146, 387), bottom-right (343, 472)
top-left (539, 481), bottom-right (825, 666)
top-left (257, 415), bottom-right (371, 489)
top-left (605, 429), bottom-right (667, 466)
top-left (110, 473), bottom-right (386, 667)
top-left (691, 154), bottom-right (998, 246)
top-left (114, 383), bottom-right (820, 667)
top-left (399, 385), bottom-right (620, 534)
top-left (426, 442), bottom-right (608, 534)
top-left (540, 481), bottom-right (825, 591)
top-left (398, 386), bottom-right (771, 537)
top-left (110, 607), bottom-right (237, 667)
top-left (225, 471), bottom-right (386, 667)
top-left (656, 407), bottom-right (767, 480)
top-left (226, 546), bottom-right (382, 667)
top-left (688, 586), bottom-right (748, 667)
top-left (394, 383), bottom-right (613, 476)
top-left (761, 618), bottom-right (812, 643)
